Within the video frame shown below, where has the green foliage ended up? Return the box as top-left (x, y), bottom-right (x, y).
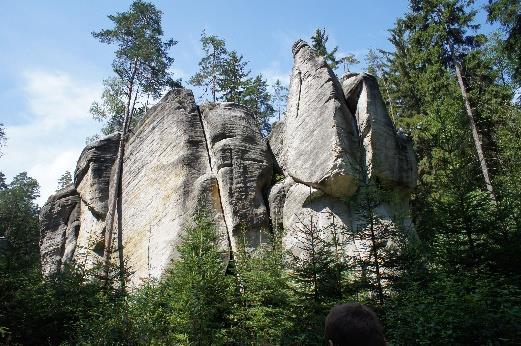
top-left (0, 123), bottom-right (5, 158)
top-left (91, 0), bottom-right (176, 135)
top-left (218, 50), bottom-right (251, 104)
top-left (338, 54), bottom-right (360, 73)
top-left (242, 75), bottom-right (275, 135)
top-left (0, 172), bottom-right (40, 266)
top-left (56, 170), bottom-right (73, 191)
top-left (90, 77), bottom-right (146, 135)
top-left (189, 31), bottom-right (228, 102)
top-left (271, 79), bottom-right (288, 121)
top-left (159, 212), bottom-right (234, 344)
top-left (229, 230), bottom-right (293, 344)
top-left (310, 28), bottom-right (340, 69)
top-left (286, 215), bottom-right (347, 344)
top-left (486, 0), bottom-right (521, 84)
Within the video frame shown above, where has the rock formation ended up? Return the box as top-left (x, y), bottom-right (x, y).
top-left (40, 40), bottom-right (417, 285)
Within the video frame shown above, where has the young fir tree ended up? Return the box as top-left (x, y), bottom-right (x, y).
top-left (160, 212), bottom-right (234, 345)
top-left (287, 213), bottom-right (344, 344)
top-left (310, 28), bottom-right (340, 69)
top-left (189, 31), bottom-right (228, 102)
top-left (92, 0), bottom-right (176, 289)
top-left (230, 229), bottom-right (292, 344)
top-left (348, 182), bottom-right (408, 306)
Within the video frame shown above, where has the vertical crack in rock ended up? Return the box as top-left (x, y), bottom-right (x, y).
top-left (200, 102), bottom-right (273, 250)
top-left (196, 104), bottom-right (234, 262)
top-left (295, 71), bottom-right (302, 118)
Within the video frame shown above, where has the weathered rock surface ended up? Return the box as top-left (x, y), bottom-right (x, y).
top-left (201, 102), bottom-right (272, 249)
top-left (39, 185), bottom-right (80, 276)
top-left (72, 133), bottom-right (120, 268)
top-left (342, 73), bottom-right (416, 189)
top-left (40, 40), bottom-right (417, 284)
top-left (280, 40), bottom-right (360, 198)
top-left (119, 89), bottom-right (229, 283)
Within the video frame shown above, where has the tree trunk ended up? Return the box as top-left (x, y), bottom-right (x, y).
top-left (104, 60), bottom-right (140, 290)
top-left (453, 59), bottom-right (496, 202)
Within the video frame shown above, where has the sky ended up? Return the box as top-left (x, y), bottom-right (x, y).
top-left (0, 0), bottom-right (494, 205)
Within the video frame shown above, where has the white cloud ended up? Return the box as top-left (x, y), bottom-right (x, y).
top-left (1, 69), bottom-right (102, 206)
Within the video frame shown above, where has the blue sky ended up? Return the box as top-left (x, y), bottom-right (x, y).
top-left (0, 0), bottom-right (494, 204)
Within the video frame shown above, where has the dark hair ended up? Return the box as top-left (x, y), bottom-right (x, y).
top-left (324, 303), bottom-right (386, 346)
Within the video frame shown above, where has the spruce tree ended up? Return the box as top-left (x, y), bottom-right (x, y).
top-left (160, 212), bottom-right (234, 345)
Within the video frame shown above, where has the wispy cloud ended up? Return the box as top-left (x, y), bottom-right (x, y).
top-left (261, 61), bottom-right (291, 86)
top-left (1, 69), bottom-right (102, 205)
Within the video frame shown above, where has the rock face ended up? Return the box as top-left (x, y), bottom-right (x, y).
top-left (274, 40), bottom-right (360, 198)
top-left (40, 40), bottom-right (417, 285)
top-left (201, 102), bottom-right (272, 249)
top-left (39, 185), bottom-right (80, 276)
top-left (73, 133), bottom-right (120, 268)
top-left (118, 89), bottom-right (229, 282)
top-left (342, 73), bottom-right (416, 189)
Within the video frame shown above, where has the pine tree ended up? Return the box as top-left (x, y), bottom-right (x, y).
top-left (310, 28), bottom-right (340, 69)
top-left (189, 31), bottom-right (228, 102)
top-left (92, 0), bottom-right (176, 289)
top-left (0, 123), bottom-right (5, 158)
top-left (338, 53), bottom-right (359, 73)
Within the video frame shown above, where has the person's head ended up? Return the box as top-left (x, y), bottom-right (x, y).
top-left (324, 303), bottom-right (386, 346)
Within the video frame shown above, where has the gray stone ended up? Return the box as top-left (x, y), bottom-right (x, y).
top-left (72, 133), bottom-right (120, 268)
top-left (267, 177), bottom-right (294, 231)
top-left (39, 185), bottom-right (80, 276)
top-left (74, 133), bottom-right (120, 216)
top-left (283, 40), bottom-right (360, 198)
top-left (267, 120), bottom-right (286, 174)
top-left (201, 102), bottom-right (272, 249)
top-left (118, 89), bottom-right (229, 284)
top-left (342, 73), bottom-right (416, 189)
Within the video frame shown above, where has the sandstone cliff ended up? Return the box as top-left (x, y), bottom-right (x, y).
top-left (40, 40), bottom-right (417, 285)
